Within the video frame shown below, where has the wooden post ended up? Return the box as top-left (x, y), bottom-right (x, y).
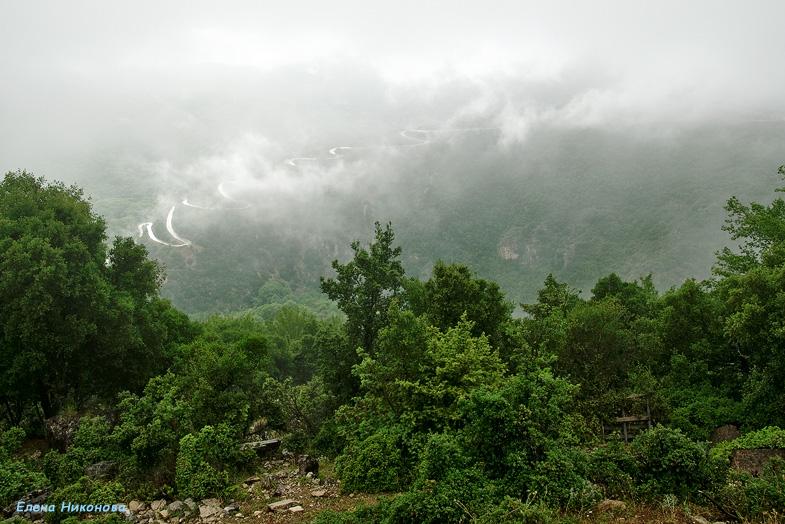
top-left (622, 407), bottom-right (628, 443)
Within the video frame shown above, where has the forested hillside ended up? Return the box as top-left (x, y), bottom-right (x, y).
top-left (106, 121), bottom-right (785, 316)
top-left (2, 166), bottom-right (785, 523)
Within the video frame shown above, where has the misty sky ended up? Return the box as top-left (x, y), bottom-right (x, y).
top-left (2, 0), bottom-right (784, 200)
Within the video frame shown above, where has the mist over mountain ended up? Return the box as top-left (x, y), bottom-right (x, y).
top-left (7, 3), bottom-right (785, 521)
top-left (2, 1), bottom-right (784, 315)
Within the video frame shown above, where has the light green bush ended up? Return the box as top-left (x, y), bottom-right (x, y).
top-left (335, 425), bottom-right (408, 493)
top-left (175, 424), bottom-right (250, 499)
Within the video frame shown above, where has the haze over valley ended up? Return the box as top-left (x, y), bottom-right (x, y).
top-left (3, 1), bottom-right (784, 315)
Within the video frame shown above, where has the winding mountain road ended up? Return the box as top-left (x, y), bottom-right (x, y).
top-left (137, 126), bottom-right (497, 248)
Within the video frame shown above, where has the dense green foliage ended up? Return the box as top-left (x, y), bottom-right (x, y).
top-left (3, 165), bottom-right (785, 522)
top-left (0, 172), bottom-right (193, 422)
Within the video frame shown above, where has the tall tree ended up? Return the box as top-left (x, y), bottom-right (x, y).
top-left (415, 261), bottom-right (513, 344)
top-left (0, 171), bottom-right (191, 422)
top-left (320, 221), bottom-right (405, 355)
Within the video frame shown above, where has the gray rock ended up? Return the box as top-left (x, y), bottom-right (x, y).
top-left (711, 424), bottom-right (740, 444)
top-left (298, 455), bottom-right (319, 476)
top-left (183, 499), bottom-right (196, 511)
top-left (239, 439), bottom-right (281, 455)
top-left (223, 504), bottom-right (239, 514)
top-left (150, 500), bottom-right (167, 512)
top-left (597, 499), bottom-right (626, 513)
top-left (267, 499), bottom-right (298, 512)
top-left (199, 505), bottom-right (221, 519)
top-left (129, 501), bottom-right (146, 513)
top-left (167, 501), bottom-right (184, 513)
top-left (44, 414), bottom-right (79, 451)
top-left (201, 498), bottom-right (221, 508)
top-left (85, 460), bottom-right (118, 479)
top-left (288, 506), bottom-right (304, 513)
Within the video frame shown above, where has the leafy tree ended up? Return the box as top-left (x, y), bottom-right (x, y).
top-left (314, 321), bottom-right (357, 405)
top-left (556, 299), bottom-right (635, 402)
top-left (591, 273), bottom-right (658, 318)
top-left (414, 261), bottom-right (513, 346)
top-left (320, 221), bottom-right (405, 355)
top-left (353, 318), bottom-right (506, 433)
top-left (520, 274), bottom-right (581, 360)
top-left (715, 165), bottom-right (785, 276)
top-left (711, 166), bottom-right (785, 427)
top-left (521, 273), bottom-right (581, 321)
top-left (0, 171), bottom-right (193, 422)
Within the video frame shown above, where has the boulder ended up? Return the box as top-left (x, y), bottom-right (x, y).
top-left (310, 490), bottom-right (327, 498)
top-left (85, 460), bottom-right (118, 480)
top-left (289, 506), bottom-right (304, 513)
top-left (711, 424), bottom-right (740, 444)
top-left (150, 500), bottom-right (167, 512)
top-left (44, 415), bottom-right (79, 451)
top-left (183, 499), bottom-right (196, 511)
top-left (239, 439), bottom-right (281, 455)
top-left (199, 505), bottom-right (221, 519)
top-left (128, 501), bottom-right (146, 513)
top-left (731, 448), bottom-right (785, 476)
top-left (298, 455), bottom-right (319, 476)
top-left (167, 501), bottom-right (184, 513)
top-left (267, 499), bottom-right (298, 512)
top-left (597, 499), bottom-right (626, 513)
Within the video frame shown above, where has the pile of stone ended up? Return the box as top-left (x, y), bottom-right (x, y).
top-left (266, 499), bottom-right (303, 514)
top-left (126, 498), bottom-right (243, 523)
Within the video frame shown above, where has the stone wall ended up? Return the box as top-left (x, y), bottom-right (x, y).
top-left (730, 448), bottom-right (785, 476)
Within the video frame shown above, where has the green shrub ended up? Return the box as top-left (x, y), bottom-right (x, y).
top-left (714, 457), bottom-right (785, 519)
top-left (311, 499), bottom-right (391, 523)
top-left (43, 416), bottom-right (119, 489)
top-left (478, 496), bottom-right (570, 524)
top-left (43, 448), bottom-right (89, 488)
top-left (530, 448), bottom-right (601, 510)
top-left (415, 433), bottom-right (469, 483)
top-left (710, 426), bottom-right (785, 463)
top-left (587, 441), bottom-right (637, 499)
top-left (668, 394), bottom-right (741, 442)
top-left (0, 427), bottom-right (25, 457)
top-left (71, 416), bottom-right (113, 455)
top-left (0, 427), bottom-right (48, 507)
top-left (386, 468), bottom-right (498, 524)
top-left (336, 425), bottom-right (409, 493)
top-left (630, 425), bottom-right (711, 499)
top-left (47, 477), bottom-right (125, 524)
top-left (111, 373), bottom-right (193, 476)
top-left (312, 416), bottom-right (346, 457)
top-left (175, 424), bottom-right (250, 499)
